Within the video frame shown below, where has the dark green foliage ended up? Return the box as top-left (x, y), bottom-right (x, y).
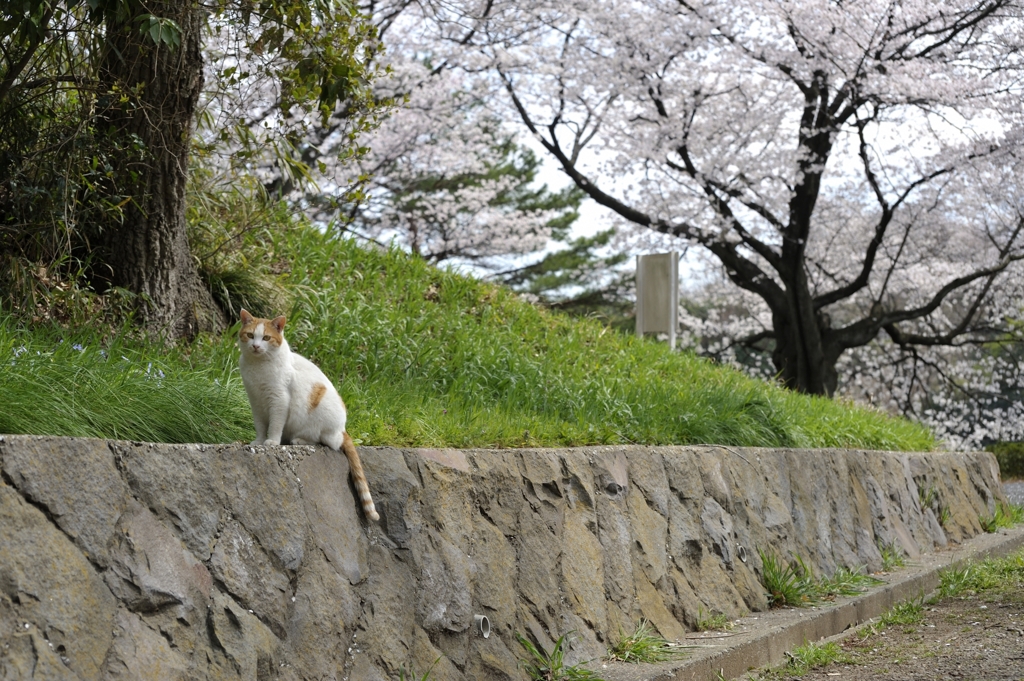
top-left (1, 0), bottom-right (388, 328)
top-left (985, 441), bottom-right (1024, 479)
top-left (186, 172), bottom-right (290, 323)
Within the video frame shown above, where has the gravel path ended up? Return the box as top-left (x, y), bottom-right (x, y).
top-left (1004, 480), bottom-right (1024, 506)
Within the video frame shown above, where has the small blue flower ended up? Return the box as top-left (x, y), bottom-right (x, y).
top-left (72, 343), bottom-right (84, 352)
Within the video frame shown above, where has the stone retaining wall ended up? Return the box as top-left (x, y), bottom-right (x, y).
top-left (0, 436), bottom-right (1005, 680)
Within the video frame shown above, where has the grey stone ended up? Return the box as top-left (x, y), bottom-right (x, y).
top-left (214, 446), bottom-right (307, 571)
top-left (3, 628), bottom-right (80, 681)
top-left (414, 533), bottom-right (473, 634)
top-left (105, 501), bottom-right (212, 624)
top-left (101, 607), bottom-right (189, 680)
top-left (283, 545), bottom-right (360, 678)
top-left (207, 589), bottom-right (279, 678)
top-left (209, 519), bottom-right (291, 637)
top-left (119, 442), bottom-right (225, 560)
top-left (0, 481), bottom-right (116, 681)
top-left (0, 435), bottom-right (1009, 681)
top-left (297, 450), bottom-right (368, 584)
top-left (1, 436), bottom-right (130, 568)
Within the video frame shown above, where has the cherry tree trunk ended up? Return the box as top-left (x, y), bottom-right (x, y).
top-left (95, 0), bottom-right (223, 339)
top-left (771, 311), bottom-right (841, 396)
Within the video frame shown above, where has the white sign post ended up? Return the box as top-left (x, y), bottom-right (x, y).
top-left (635, 252), bottom-right (679, 350)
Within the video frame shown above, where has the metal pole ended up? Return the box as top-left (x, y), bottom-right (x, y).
top-left (669, 253), bottom-right (678, 351)
top-left (635, 254), bottom-right (644, 338)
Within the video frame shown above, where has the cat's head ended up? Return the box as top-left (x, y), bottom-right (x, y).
top-left (238, 309), bottom-right (287, 358)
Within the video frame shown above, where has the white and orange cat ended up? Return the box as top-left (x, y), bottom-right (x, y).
top-left (237, 309), bottom-right (378, 521)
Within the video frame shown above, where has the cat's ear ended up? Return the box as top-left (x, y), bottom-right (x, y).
top-left (239, 309), bottom-right (253, 325)
top-left (271, 316), bottom-right (286, 332)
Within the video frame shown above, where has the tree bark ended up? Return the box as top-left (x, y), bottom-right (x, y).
top-left (770, 304), bottom-right (842, 396)
top-left (95, 0), bottom-right (224, 339)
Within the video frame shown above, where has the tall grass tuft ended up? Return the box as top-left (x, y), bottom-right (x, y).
top-left (979, 502), bottom-right (1024, 533)
top-left (878, 541), bottom-right (907, 572)
top-left (0, 320), bottom-right (251, 443)
top-left (759, 550), bottom-right (884, 608)
top-left (938, 551), bottom-right (1024, 598)
top-left (607, 619), bottom-right (687, 664)
top-left (516, 632), bottom-right (603, 681)
top-left (759, 550), bottom-right (816, 607)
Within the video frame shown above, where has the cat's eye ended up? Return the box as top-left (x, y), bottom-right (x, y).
top-left (246, 332), bottom-right (254, 339)
top-left (263, 335), bottom-right (270, 341)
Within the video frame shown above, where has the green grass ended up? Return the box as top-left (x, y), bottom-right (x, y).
top-left (516, 632), bottom-right (603, 681)
top-left (1, 219), bottom-right (938, 450)
top-left (758, 550), bottom-right (884, 608)
top-left (878, 541), bottom-right (907, 572)
top-left (694, 608), bottom-right (731, 632)
top-left (858, 597), bottom-right (926, 640)
top-left (817, 566), bottom-right (885, 599)
top-left (979, 502), bottom-right (1024, 533)
top-left (0, 322), bottom-right (251, 443)
top-left (759, 549), bottom-right (817, 607)
top-left (938, 550), bottom-right (1024, 599)
top-left (607, 619), bottom-right (687, 664)
top-left (759, 641), bottom-right (852, 678)
top-left (877, 598), bottom-right (925, 628)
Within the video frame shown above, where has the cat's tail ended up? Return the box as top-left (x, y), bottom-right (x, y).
top-left (341, 431), bottom-right (380, 521)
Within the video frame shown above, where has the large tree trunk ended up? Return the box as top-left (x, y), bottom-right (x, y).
top-left (95, 0), bottom-right (224, 339)
top-left (771, 312), bottom-right (841, 396)
top-left (769, 280), bottom-right (843, 397)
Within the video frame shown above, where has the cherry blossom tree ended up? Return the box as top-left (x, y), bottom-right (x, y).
top-left (338, 57), bottom-right (583, 266)
top-left (431, 0), bottom-right (1024, 397)
top-left (200, 0), bottom-right (586, 272)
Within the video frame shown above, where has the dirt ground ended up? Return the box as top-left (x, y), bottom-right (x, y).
top-left (760, 556), bottom-right (1024, 681)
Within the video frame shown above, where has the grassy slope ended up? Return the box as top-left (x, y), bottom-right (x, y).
top-left (0, 224), bottom-right (934, 451)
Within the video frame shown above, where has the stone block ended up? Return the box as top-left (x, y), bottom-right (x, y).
top-left (1, 436), bottom-right (129, 568)
top-left (0, 436), bottom-right (1008, 681)
top-left (0, 482), bottom-right (116, 680)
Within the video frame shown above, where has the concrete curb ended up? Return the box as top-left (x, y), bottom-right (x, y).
top-left (597, 525), bottom-right (1024, 681)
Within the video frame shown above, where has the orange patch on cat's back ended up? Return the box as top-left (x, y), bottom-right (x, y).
top-left (308, 383), bottom-right (327, 412)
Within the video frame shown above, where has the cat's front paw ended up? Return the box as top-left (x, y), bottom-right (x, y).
top-left (250, 438), bottom-right (263, 446)
top-left (263, 438), bottom-right (281, 446)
